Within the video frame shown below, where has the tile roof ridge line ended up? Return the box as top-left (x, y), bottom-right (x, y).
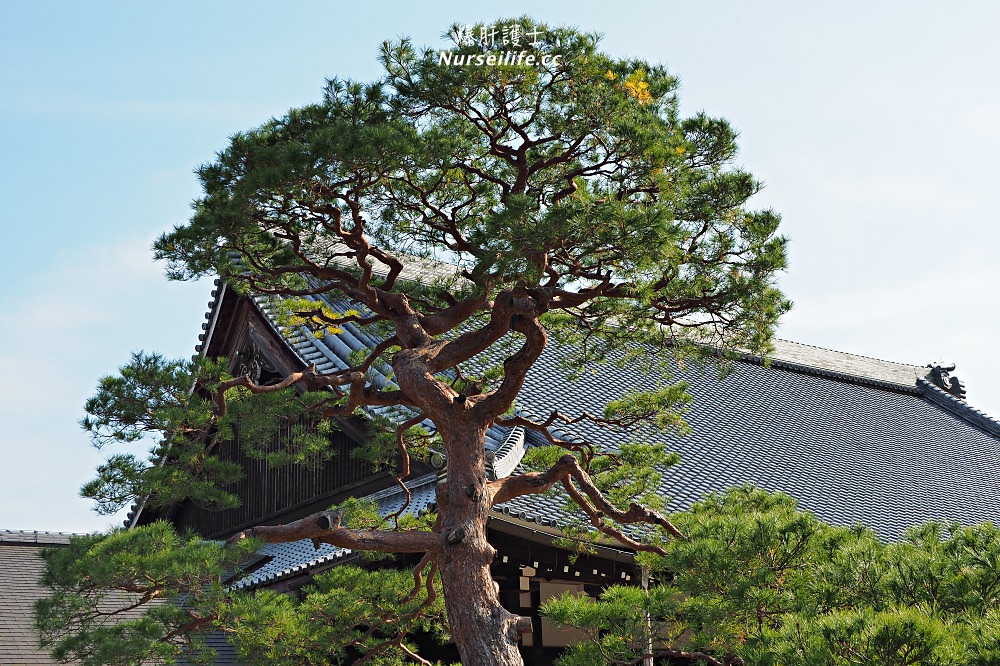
top-left (771, 338), bottom-right (923, 369)
top-left (0, 529), bottom-right (88, 537)
top-left (193, 278), bottom-right (225, 358)
top-left (361, 472), bottom-right (439, 504)
top-left (917, 378), bottom-right (1000, 438)
top-left (737, 350), bottom-right (922, 393)
top-left (0, 529), bottom-right (87, 546)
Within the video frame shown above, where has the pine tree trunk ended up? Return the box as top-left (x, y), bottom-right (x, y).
top-left (393, 346), bottom-right (530, 665)
top-left (438, 533), bottom-right (525, 665)
top-left (435, 421), bottom-right (526, 666)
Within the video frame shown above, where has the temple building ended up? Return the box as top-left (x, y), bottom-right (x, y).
top-left (117, 278), bottom-right (1000, 662)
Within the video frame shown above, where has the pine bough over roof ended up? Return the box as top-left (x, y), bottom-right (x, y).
top-left (0, 531), bottom-right (242, 665)
top-left (196, 278), bottom-right (1000, 569)
top-left (250, 291), bottom-right (530, 480)
top-left (0, 532), bottom-right (81, 664)
top-left (231, 474), bottom-right (439, 590)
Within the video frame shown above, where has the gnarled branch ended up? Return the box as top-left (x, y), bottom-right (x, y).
top-left (227, 509), bottom-right (441, 554)
top-left (489, 454), bottom-right (685, 554)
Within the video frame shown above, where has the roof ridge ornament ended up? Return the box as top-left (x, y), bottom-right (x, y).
top-left (927, 362), bottom-right (967, 400)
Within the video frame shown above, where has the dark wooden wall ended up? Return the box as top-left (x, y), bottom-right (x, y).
top-left (170, 424), bottom-right (391, 539)
top-left (152, 290), bottom-right (401, 539)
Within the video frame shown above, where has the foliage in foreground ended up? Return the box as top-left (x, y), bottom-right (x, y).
top-left (35, 523), bottom-right (451, 666)
top-left (544, 486), bottom-right (1000, 666)
top-left (37, 487), bottom-right (1000, 665)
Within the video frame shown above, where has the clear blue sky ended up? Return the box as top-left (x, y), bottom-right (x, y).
top-left (2, 1), bottom-right (998, 532)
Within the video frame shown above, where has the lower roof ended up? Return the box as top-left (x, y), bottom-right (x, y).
top-left (0, 532), bottom-right (81, 664)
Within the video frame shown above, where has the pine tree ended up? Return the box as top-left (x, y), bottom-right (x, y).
top-left (544, 487), bottom-right (1000, 666)
top-left (39, 18), bottom-right (788, 666)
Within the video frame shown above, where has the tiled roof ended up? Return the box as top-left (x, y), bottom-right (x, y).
top-left (195, 275), bottom-right (1000, 544)
top-left (496, 339), bottom-right (1000, 542)
top-left (0, 532), bottom-right (79, 664)
top-left (231, 474), bottom-right (439, 590)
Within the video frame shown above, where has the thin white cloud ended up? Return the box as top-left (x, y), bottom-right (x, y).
top-left (0, 233), bottom-right (208, 532)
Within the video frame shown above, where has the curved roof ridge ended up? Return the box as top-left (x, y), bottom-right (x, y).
top-left (771, 338), bottom-right (923, 368)
top-left (749, 338), bottom-right (926, 390)
top-left (486, 426), bottom-right (527, 480)
top-left (918, 378), bottom-right (1000, 438)
top-left (0, 530), bottom-right (84, 545)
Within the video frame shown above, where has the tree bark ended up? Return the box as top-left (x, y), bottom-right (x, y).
top-left (386, 293), bottom-right (548, 666)
top-left (434, 419), bottom-right (527, 666)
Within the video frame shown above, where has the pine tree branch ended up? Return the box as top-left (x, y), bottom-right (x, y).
top-left (418, 289), bottom-right (490, 337)
top-left (384, 414), bottom-right (427, 526)
top-left (214, 368), bottom-right (412, 420)
top-left (227, 509), bottom-right (440, 553)
top-left (350, 558), bottom-right (440, 666)
top-left (494, 414), bottom-right (596, 460)
top-left (489, 454), bottom-right (580, 505)
top-left (471, 303), bottom-right (548, 419)
top-left (489, 454), bottom-right (685, 552)
top-left (426, 289), bottom-right (535, 374)
top-left (563, 465), bottom-right (685, 539)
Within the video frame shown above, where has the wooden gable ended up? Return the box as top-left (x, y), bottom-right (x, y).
top-left (136, 286), bottom-right (432, 539)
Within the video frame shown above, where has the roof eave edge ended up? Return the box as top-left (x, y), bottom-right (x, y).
top-left (128, 279), bottom-right (228, 530)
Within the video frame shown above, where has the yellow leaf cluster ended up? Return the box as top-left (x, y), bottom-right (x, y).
top-left (622, 71), bottom-right (652, 105)
top-left (314, 327), bottom-right (342, 338)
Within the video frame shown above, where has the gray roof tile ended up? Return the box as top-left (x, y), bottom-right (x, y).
top-left (200, 278), bottom-right (1000, 545)
top-left (0, 538), bottom-right (85, 664)
top-left (494, 339), bottom-right (1000, 541)
top-left (231, 474), bottom-right (439, 590)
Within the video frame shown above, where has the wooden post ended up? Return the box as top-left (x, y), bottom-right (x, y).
top-left (642, 567), bottom-right (653, 666)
